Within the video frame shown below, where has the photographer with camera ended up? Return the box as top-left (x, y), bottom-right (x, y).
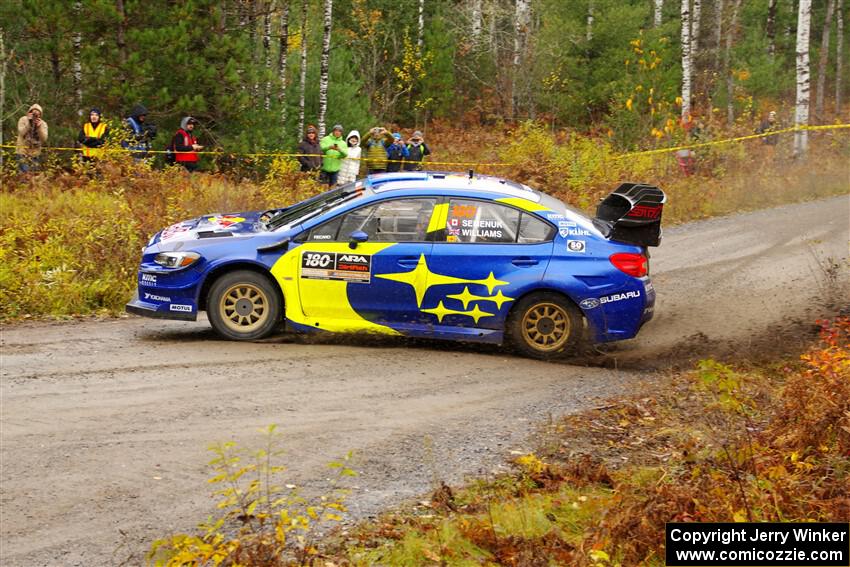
top-left (15, 104), bottom-right (49, 173)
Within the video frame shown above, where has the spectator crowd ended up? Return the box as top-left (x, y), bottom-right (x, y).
top-left (12, 102), bottom-right (431, 185)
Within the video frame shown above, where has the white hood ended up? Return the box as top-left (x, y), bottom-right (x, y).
top-left (346, 130), bottom-right (361, 146)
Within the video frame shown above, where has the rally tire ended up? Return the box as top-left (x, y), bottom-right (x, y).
top-left (506, 292), bottom-right (582, 360)
top-left (207, 270), bottom-right (282, 341)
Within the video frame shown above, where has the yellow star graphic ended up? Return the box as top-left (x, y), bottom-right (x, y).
top-left (376, 254), bottom-right (509, 307)
top-left (446, 287), bottom-right (515, 310)
top-left (421, 300), bottom-right (494, 324)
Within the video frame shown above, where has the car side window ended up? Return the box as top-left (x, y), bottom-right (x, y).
top-left (311, 198), bottom-right (436, 243)
top-left (518, 213), bottom-right (556, 243)
top-left (445, 199), bottom-right (520, 243)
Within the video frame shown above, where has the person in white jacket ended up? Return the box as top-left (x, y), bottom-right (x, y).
top-left (338, 130), bottom-right (362, 185)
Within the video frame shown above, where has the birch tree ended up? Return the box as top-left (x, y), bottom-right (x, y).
top-left (72, 1), bottom-right (82, 117)
top-left (815, 0), bottom-right (835, 120)
top-left (794, 0), bottom-right (812, 157)
top-left (471, 0), bottom-right (482, 44)
top-left (681, 0), bottom-right (692, 119)
top-left (297, 0), bottom-right (307, 138)
top-left (724, 0), bottom-right (742, 124)
top-left (837, 0), bottom-right (844, 112)
top-left (317, 0), bottom-right (332, 137)
top-left (766, 0), bottom-right (777, 57)
top-left (278, 0), bottom-right (290, 136)
top-left (655, 0), bottom-right (664, 26)
top-left (587, 0), bottom-right (594, 42)
top-left (263, 2), bottom-right (273, 111)
top-left (417, 0), bottom-right (425, 50)
top-left (691, 0), bottom-right (701, 58)
top-left (512, 0), bottom-right (531, 119)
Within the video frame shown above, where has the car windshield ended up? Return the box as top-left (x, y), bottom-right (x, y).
top-left (265, 183), bottom-right (363, 230)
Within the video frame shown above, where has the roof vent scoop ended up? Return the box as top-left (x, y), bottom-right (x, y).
top-left (594, 183), bottom-right (666, 247)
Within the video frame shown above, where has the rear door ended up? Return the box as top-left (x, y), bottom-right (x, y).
top-left (422, 198), bottom-right (555, 331)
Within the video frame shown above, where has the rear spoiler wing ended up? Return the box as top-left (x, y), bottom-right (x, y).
top-left (593, 183), bottom-right (666, 247)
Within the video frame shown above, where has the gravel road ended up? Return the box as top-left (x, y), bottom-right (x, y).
top-left (1, 195), bottom-right (848, 566)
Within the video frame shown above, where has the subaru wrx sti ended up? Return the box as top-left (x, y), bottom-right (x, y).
top-left (127, 172), bottom-right (665, 359)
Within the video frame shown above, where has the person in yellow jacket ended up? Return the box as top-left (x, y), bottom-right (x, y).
top-left (15, 103), bottom-right (48, 172)
top-left (77, 108), bottom-right (110, 163)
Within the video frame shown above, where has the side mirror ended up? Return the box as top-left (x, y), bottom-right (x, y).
top-left (348, 230), bottom-right (368, 249)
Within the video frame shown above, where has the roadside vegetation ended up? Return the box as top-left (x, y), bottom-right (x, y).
top-left (1, 122), bottom-right (847, 322)
top-left (144, 317), bottom-right (848, 566)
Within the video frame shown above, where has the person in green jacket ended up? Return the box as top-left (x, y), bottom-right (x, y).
top-left (362, 126), bottom-right (394, 174)
top-left (319, 124), bottom-right (349, 186)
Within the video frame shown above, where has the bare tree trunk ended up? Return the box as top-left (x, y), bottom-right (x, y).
top-left (264, 1), bottom-right (273, 111)
top-left (279, 0), bottom-right (290, 137)
top-left (681, 0), bottom-right (692, 119)
top-left (0, 28), bottom-right (6, 171)
top-left (297, 0), bottom-right (308, 138)
top-left (655, 0), bottom-right (664, 26)
top-left (317, 0), bottom-right (332, 137)
top-left (815, 0), bottom-right (835, 120)
top-left (471, 0), bottom-right (482, 43)
top-left (250, 0), bottom-right (259, 105)
top-left (766, 0), bottom-right (777, 56)
top-left (724, 0), bottom-right (742, 124)
top-left (837, 0), bottom-right (844, 112)
top-left (115, 0), bottom-right (128, 69)
top-left (587, 0), bottom-right (594, 42)
top-left (794, 0), bottom-right (812, 157)
top-left (714, 0), bottom-right (724, 71)
top-left (512, 0), bottom-right (531, 120)
top-left (417, 0), bottom-right (425, 50)
top-left (72, 1), bottom-right (83, 117)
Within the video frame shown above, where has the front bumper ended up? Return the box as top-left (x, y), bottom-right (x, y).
top-left (125, 290), bottom-right (198, 321)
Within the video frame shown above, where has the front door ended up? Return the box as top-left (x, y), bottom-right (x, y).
top-left (295, 197), bottom-right (439, 332)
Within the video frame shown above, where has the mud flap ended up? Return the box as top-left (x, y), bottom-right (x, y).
top-left (594, 183), bottom-right (666, 247)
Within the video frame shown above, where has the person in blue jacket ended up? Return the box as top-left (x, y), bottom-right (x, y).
top-left (121, 103), bottom-right (157, 161)
top-left (385, 132), bottom-right (409, 173)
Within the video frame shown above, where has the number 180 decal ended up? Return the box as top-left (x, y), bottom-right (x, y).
top-left (301, 251), bottom-right (372, 283)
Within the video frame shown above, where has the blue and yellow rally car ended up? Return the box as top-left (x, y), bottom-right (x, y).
top-left (127, 172), bottom-right (665, 359)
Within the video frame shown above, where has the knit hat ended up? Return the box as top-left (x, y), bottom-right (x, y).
top-left (90, 108), bottom-right (102, 117)
top-left (306, 125), bottom-right (318, 134)
top-left (332, 123), bottom-right (343, 133)
top-left (412, 130), bottom-right (423, 139)
top-left (392, 132), bottom-right (402, 140)
top-left (28, 103), bottom-right (44, 115)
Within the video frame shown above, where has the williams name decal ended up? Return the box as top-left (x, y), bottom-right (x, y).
top-left (301, 252), bottom-right (372, 283)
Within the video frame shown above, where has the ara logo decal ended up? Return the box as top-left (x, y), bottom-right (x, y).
top-left (301, 251), bottom-right (371, 283)
top-left (580, 298), bottom-right (600, 309)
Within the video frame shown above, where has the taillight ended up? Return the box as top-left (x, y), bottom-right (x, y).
top-left (610, 253), bottom-right (648, 277)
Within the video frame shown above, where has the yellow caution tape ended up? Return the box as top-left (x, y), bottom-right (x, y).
top-left (1, 123), bottom-right (847, 167)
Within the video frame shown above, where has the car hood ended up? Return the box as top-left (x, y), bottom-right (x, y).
top-left (153, 211), bottom-right (267, 245)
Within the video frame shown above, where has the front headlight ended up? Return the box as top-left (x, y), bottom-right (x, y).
top-left (154, 251), bottom-right (201, 269)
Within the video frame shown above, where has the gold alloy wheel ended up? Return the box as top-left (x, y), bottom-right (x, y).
top-left (218, 283), bottom-right (269, 333)
top-left (520, 302), bottom-right (571, 352)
